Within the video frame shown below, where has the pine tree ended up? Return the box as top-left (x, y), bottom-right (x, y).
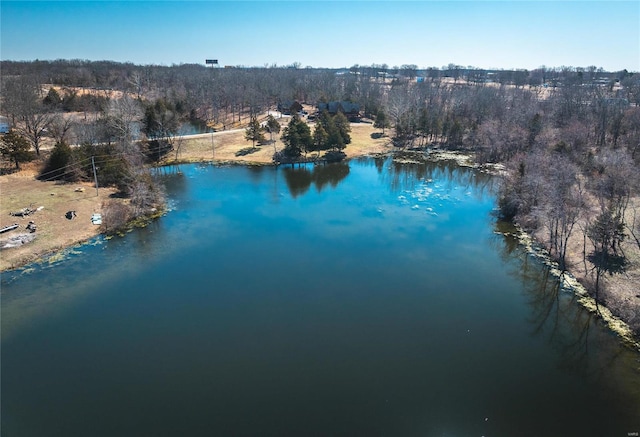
top-left (244, 115), bottom-right (266, 147)
top-left (312, 123), bottom-right (328, 154)
top-left (332, 111), bottom-right (351, 148)
top-left (0, 130), bottom-right (35, 170)
top-left (374, 109), bottom-right (390, 134)
top-left (281, 115), bottom-right (312, 158)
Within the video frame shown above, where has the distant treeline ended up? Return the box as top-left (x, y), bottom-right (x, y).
top-left (0, 59), bottom-right (632, 88)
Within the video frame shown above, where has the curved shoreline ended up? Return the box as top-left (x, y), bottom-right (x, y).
top-left (3, 148), bottom-right (638, 350)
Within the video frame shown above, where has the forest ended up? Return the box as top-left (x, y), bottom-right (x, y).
top-left (1, 59), bottom-right (640, 335)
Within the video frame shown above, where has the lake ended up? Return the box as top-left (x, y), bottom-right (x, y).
top-left (2, 157), bottom-right (639, 436)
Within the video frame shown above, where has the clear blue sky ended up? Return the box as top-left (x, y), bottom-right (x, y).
top-left (1, 0), bottom-right (639, 71)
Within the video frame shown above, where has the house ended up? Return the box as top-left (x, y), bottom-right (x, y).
top-left (0, 116), bottom-right (10, 134)
top-left (316, 101), bottom-right (361, 121)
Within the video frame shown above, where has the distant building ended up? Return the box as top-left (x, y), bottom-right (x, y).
top-left (0, 116), bottom-right (10, 134)
top-left (316, 101), bottom-right (361, 121)
top-left (277, 100), bottom-right (302, 115)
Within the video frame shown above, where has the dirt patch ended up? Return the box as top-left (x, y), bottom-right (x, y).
top-left (0, 164), bottom-right (116, 271)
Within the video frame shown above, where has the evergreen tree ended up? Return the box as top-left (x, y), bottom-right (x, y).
top-left (281, 115), bottom-right (312, 158)
top-left (142, 98), bottom-right (179, 140)
top-left (374, 108), bottom-right (390, 134)
top-left (317, 110), bottom-right (351, 151)
top-left (0, 130), bottom-right (35, 170)
top-left (332, 111), bottom-right (351, 149)
top-left (43, 87), bottom-right (62, 107)
top-left (312, 123), bottom-right (329, 154)
top-left (244, 115), bottom-right (266, 147)
top-left (41, 141), bottom-right (75, 181)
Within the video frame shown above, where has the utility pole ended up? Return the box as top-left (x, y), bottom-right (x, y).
top-left (205, 58), bottom-right (219, 160)
top-left (91, 156), bottom-right (99, 196)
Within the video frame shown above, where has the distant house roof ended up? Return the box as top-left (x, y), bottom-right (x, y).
top-left (277, 100), bottom-right (302, 113)
top-left (317, 101), bottom-right (360, 115)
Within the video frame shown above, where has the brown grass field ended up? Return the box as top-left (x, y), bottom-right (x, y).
top-left (166, 120), bottom-right (391, 164)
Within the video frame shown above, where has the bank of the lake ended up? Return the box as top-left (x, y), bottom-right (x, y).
top-left (381, 150), bottom-right (640, 349)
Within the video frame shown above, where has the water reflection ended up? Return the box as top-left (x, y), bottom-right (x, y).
top-left (282, 162), bottom-right (350, 198)
top-left (493, 225), bottom-right (640, 422)
top-left (356, 156), bottom-right (497, 200)
top-left (155, 166), bottom-right (188, 196)
top-left (314, 163), bottom-right (350, 192)
top-left (246, 165), bottom-right (267, 185)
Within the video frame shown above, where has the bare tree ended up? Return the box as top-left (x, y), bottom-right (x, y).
top-left (539, 157), bottom-right (586, 271)
top-left (127, 71), bottom-right (145, 100)
top-left (104, 95), bottom-right (142, 152)
top-left (49, 114), bottom-right (75, 144)
top-left (590, 148), bottom-right (636, 220)
top-left (1, 75), bottom-right (54, 155)
top-left (386, 84), bottom-right (420, 147)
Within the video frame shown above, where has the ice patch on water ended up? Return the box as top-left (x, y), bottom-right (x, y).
top-left (164, 199), bottom-right (179, 212)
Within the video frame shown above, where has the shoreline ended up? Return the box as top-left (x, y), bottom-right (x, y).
top-left (505, 225), bottom-right (640, 352)
top-left (2, 140), bottom-right (639, 348)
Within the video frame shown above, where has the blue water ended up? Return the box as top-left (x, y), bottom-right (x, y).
top-left (2, 158), bottom-right (639, 436)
